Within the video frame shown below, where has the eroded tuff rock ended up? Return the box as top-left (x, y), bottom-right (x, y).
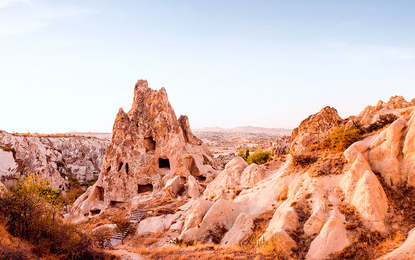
top-left (359, 95), bottom-right (415, 125)
top-left (177, 99), bottom-right (415, 259)
top-left (290, 106), bottom-right (343, 154)
top-left (72, 80), bottom-right (217, 217)
top-left (0, 131), bottom-right (108, 189)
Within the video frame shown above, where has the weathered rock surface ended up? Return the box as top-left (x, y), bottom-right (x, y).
top-left (268, 135), bottom-right (290, 157)
top-left (0, 131), bottom-right (108, 189)
top-left (72, 80), bottom-right (217, 217)
top-left (136, 212), bottom-right (181, 235)
top-left (306, 215), bottom-right (350, 260)
top-left (176, 99), bottom-right (415, 258)
top-left (359, 96), bottom-right (415, 125)
top-left (290, 106), bottom-right (343, 154)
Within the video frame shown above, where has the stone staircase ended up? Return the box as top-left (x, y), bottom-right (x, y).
top-left (109, 209), bottom-right (145, 247)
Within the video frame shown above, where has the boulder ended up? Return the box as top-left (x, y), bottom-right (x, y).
top-left (203, 157), bottom-right (248, 200)
top-left (164, 176), bottom-right (184, 198)
top-left (136, 212), bottom-right (181, 235)
top-left (306, 216), bottom-right (350, 260)
top-left (220, 213), bottom-right (254, 245)
top-left (187, 175), bottom-right (202, 199)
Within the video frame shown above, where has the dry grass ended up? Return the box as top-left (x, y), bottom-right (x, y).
top-left (333, 186), bottom-right (410, 259)
top-left (132, 243), bottom-right (275, 260)
top-left (239, 210), bottom-right (275, 251)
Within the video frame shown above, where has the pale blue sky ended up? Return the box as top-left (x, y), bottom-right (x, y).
top-left (1, 0), bottom-right (414, 133)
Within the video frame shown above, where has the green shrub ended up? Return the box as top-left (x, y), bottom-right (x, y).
top-left (246, 150), bottom-right (271, 165)
top-left (324, 124), bottom-right (363, 151)
top-left (0, 174), bottom-right (106, 259)
top-left (237, 147), bottom-right (250, 161)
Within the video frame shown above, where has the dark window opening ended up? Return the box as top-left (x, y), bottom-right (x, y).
top-left (96, 186), bottom-right (104, 201)
top-left (105, 166), bottom-right (111, 174)
top-left (110, 201), bottom-right (125, 208)
top-left (118, 162), bottom-right (123, 172)
top-left (138, 184), bottom-right (153, 194)
top-left (136, 122), bottom-right (139, 127)
top-left (159, 158), bottom-right (170, 169)
top-left (90, 209), bottom-right (101, 216)
top-left (195, 175), bottom-right (207, 182)
top-left (126, 163), bottom-right (129, 174)
top-left (84, 213), bottom-right (88, 217)
top-left (144, 136), bottom-right (156, 152)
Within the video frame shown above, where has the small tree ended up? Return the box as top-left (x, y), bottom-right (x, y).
top-left (92, 226), bottom-right (113, 249)
top-left (237, 147), bottom-right (250, 161)
top-left (112, 217), bottom-right (131, 244)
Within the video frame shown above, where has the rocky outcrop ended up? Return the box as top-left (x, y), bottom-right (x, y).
top-left (359, 96), bottom-right (415, 125)
top-left (0, 131), bottom-right (108, 189)
top-left (176, 98), bottom-right (415, 259)
top-left (268, 135), bottom-right (290, 157)
top-left (72, 80), bottom-right (217, 217)
top-left (290, 106), bottom-right (343, 154)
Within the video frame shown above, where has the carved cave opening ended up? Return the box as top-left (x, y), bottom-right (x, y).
top-left (96, 186), bottom-right (104, 201)
top-left (105, 166), bottom-right (111, 174)
top-left (196, 175), bottom-right (207, 182)
top-left (144, 136), bottom-right (156, 152)
top-left (118, 162), bottom-right (123, 172)
top-left (138, 184), bottom-right (153, 194)
top-left (110, 201), bottom-right (125, 208)
top-left (159, 158), bottom-right (170, 169)
top-left (90, 209), bottom-right (101, 216)
top-left (126, 163), bottom-right (129, 174)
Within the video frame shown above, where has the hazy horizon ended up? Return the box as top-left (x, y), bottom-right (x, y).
top-left (1, 1), bottom-right (415, 133)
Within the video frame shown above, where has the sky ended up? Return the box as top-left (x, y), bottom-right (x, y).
top-left (1, 0), bottom-right (415, 133)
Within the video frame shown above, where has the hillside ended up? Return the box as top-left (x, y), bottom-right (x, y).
top-left (2, 80), bottom-right (415, 260)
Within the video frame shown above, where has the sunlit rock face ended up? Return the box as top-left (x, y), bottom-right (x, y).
top-left (290, 106), bottom-right (343, 155)
top-left (73, 80), bottom-right (217, 217)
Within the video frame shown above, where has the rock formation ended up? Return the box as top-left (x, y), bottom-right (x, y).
top-left (290, 106), bottom-right (343, 154)
top-left (72, 80), bottom-right (217, 217)
top-left (65, 93), bottom-right (415, 259)
top-left (176, 97), bottom-right (415, 259)
top-left (0, 131), bottom-right (108, 189)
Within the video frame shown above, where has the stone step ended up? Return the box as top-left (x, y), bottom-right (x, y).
top-left (106, 209), bottom-right (146, 248)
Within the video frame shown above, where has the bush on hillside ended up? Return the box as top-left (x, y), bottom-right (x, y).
top-left (246, 150), bottom-right (271, 165)
top-left (365, 113), bottom-right (399, 133)
top-left (323, 124), bottom-right (363, 151)
top-left (0, 173), bottom-right (111, 259)
top-left (237, 147), bottom-right (250, 161)
top-left (292, 154), bottom-right (318, 167)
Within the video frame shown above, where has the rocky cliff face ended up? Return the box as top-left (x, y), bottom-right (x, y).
top-left (0, 131), bottom-right (108, 189)
top-left (176, 97), bottom-right (415, 259)
top-left (290, 106), bottom-right (343, 154)
top-left (69, 93), bottom-right (415, 259)
top-left (72, 80), bottom-right (217, 217)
